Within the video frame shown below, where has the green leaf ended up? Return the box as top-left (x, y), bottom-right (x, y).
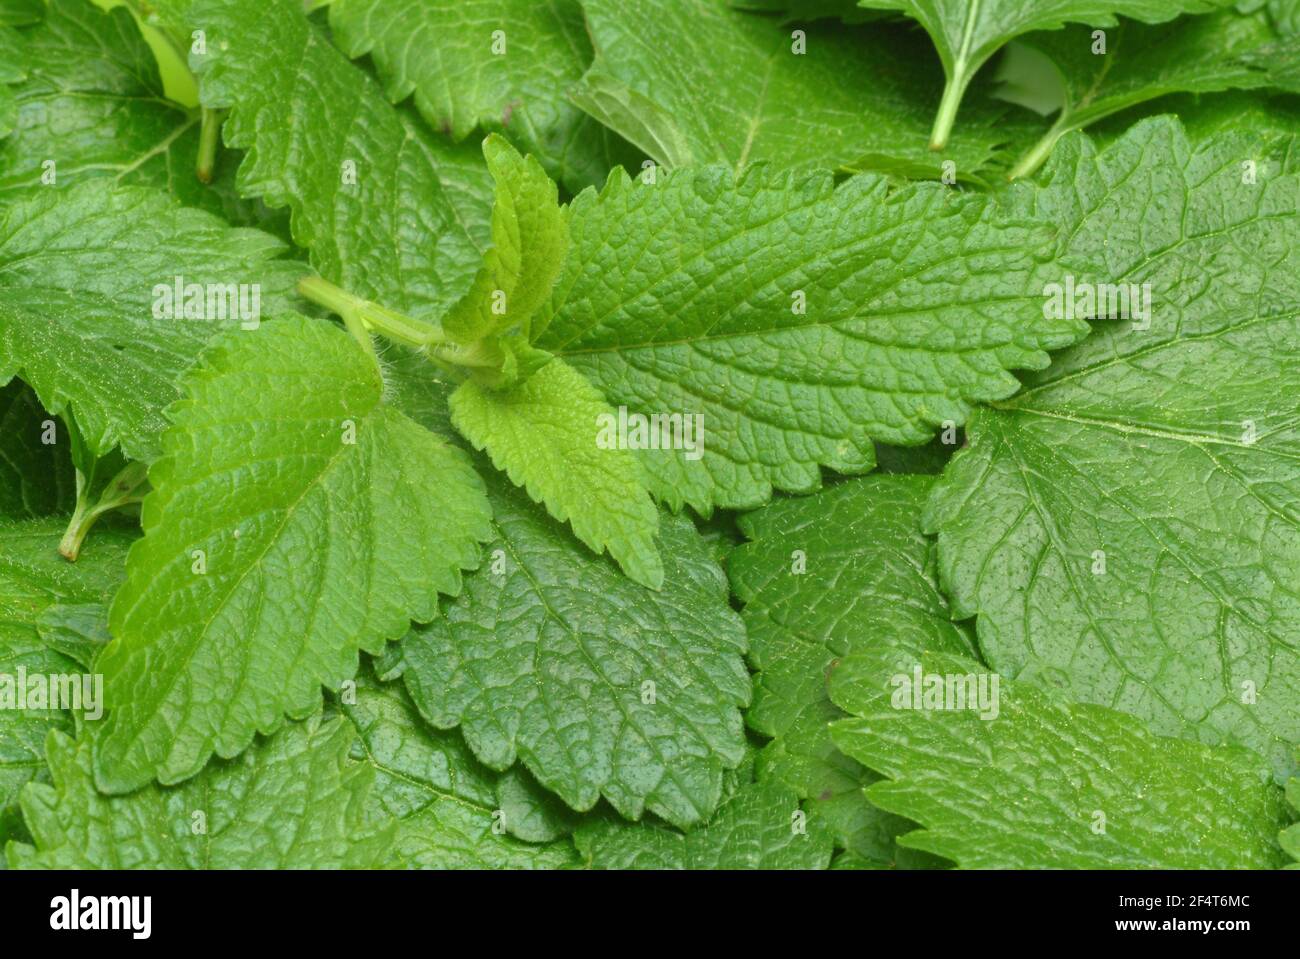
top-left (0, 382), bottom-right (74, 519)
top-left (187, 0), bottom-right (494, 317)
top-left (326, 0), bottom-right (639, 192)
top-left (927, 117), bottom-right (1300, 781)
top-left (495, 767), bottom-right (581, 843)
top-left (829, 645), bottom-right (1289, 868)
top-left (730, 474), bottom-right (975, 863)
top-left (0, 518), bottom-right (132, 845)
top-left (442, 135), bottom-right (568, 348)
top-left (574, 0), bottom-right (1014, 180)
top-left (0, 0), bottom-right (268, 223)
top-left (397, 471), bottom-right (750, 828)
top-left (1009, 10), bottom-right (1282, 179)
top-left (856, 0), bottom-right (1232, 148)
top-left (1088, 89), bottom-right (1300, 157)
top-left (0, 181), bottom-right (304, 462)
top-left (1283, 776), bottom-right (1300, 865)
top-left (35, 603), bottom-right (109, 671)
top-left (575, 781), bottom-right (833, 869)
top-left (93, 316), bottom-right (493, 793)
top-left (536, 165), bottom-right (1087, 514)
top-left (732, 0), bottom-right (886, 22)
top-left (450, 359), bottom-right (663, 589)
top-left (340, 671), bottom-right (577, 869)
top-left (9, 715), bottom-right (395, 868)
top-left (0, 0), bottom-right (41, 26)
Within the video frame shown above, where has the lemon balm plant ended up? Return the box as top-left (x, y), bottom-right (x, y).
top-left (0, 0), bottom-right (1297, 870)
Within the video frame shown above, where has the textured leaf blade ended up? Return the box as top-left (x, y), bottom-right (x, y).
top-left (443, 135), bottom-right (568, 346)
top-left (575, 781), bottom-right (833, 869)
top-left (93, 316), bottom-right (493, 793)
top-left (575, 0), bottom-right (1013, 179)
top-left (187, 0), bottom-right (494, 318)
top-left (10, 716), bottom-right (394, 868)
top-left (857, 0), bottom-right (1231, 144)
top-left (450, 359), bottom-right (663, 588)
top-left (829, 645), bottom-right (1288, 869)
top-left (0, 182), bottom-right (304, 462)
top-left (731, 474), bottom-right (974, 863)
top-left (398, 471), bottom-right (749, 828)
top-left (927, 117), bottom-right (1300, 780)
top-left (536, 165), bottom-right (1086, 513)
top-left (341, 672), bottom-right (577, 869)
top-left (0, 0), bottom-right (272, 224)
top-left (0, 519), bottom-right (132, 845)
top-left (326, 0), bottom-right (639, 192)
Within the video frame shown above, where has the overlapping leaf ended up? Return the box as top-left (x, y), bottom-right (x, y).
top-left (536, 164), bottom-right (1086, 513)
top-left (927, 117), bottom-right (1300, 780)
top-left (93, 316), bottom-right (493, 793)
top-left (327, 0), bottom-right (638, 192)
top-left (575, 781), bottom-right (833, 868)
top-left (1010, 9), bottom-right (1284, 177)
top-left (340, 672), bottom-right (577, 868)
top-left (397, 471), bottom-right (749, 828)
top-left (0, 182), bottom-right (303, 463)
top-left (9, 715), bottom-right (394, 868)
top-left (0, 519), bottom-right (131, 845)
top-left (450, 360), bottom-right (663, 588)
top-left (187, 0), bottom-right (494, 318)
top-left (574, 0), bottom-right (1013, 179)
top-left (856, 0), bottom-right (1231, 146)
top-left (0, 0), bottom-right (269, 222)
top-left (731, 475), bottom-right (974, 863)
top-left (830, 645), bottom-right (1289, 868)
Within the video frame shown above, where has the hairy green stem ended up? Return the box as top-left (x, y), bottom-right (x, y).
top-left (297, 277), bottom-right (447, 348)
top-left (1007, 115), bottom-right (1070, 182)
top-left (929, 68), bottom-right (972, 151)
top-left (59, 461), bottom-right (150, 562)
top-left (196, 107), bottom-right (222, 184)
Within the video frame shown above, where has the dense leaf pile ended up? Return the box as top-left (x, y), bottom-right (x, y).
top-left (0, 0), bottom-right (1297, 870)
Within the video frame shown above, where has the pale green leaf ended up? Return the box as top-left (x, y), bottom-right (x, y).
top-left (93, 316), bottom-right (493, 793)
top-left (829, 645), bottom-right (1289, 868)
top-left (926, 117), bottom-right (1300, 781)
top-left (442, 135), bottom-right (568, 347)
top-left (450, 359), bottom-right (663, 588)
